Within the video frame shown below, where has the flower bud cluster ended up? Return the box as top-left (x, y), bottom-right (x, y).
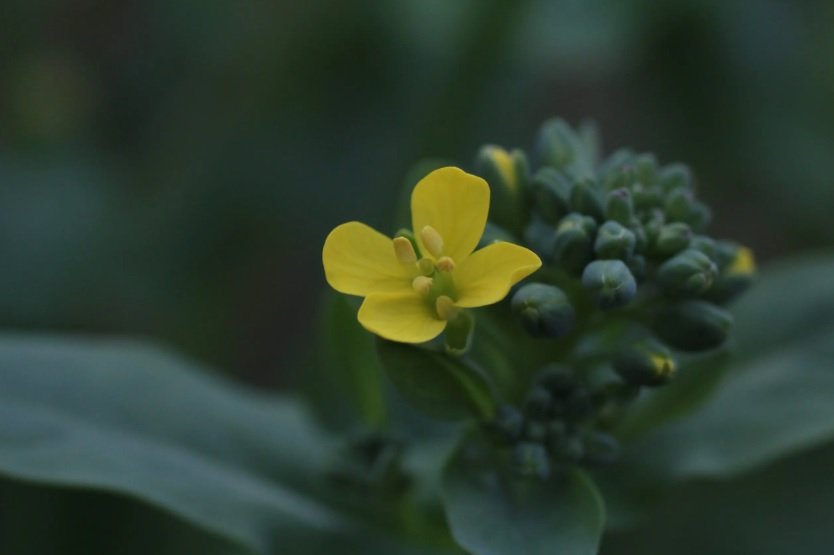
top-left (474, 118), bottom-right (754, 473)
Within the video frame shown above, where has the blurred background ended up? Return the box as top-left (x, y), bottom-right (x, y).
top-left (1, 0), bottom-right (832, 386)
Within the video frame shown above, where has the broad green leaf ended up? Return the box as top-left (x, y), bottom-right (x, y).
top-left (377, 340), bottom-right (495, 421)
top-left (441, 433), bottom-right (605, 555)
top-left (0, 335), bottom-right (435, 555)
top-left (601, 443), bottom-right (834, 555)
top-left (621, 254), bottom-right (834, 480)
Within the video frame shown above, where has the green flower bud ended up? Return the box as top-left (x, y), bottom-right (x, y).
top-left (665, 189), bottom-right (712, 231)
top-left (605, 188), bottom-right (634, 225)
top-left (633, 153), bottom-right (659, 185)
top-left (549, 435), bottom-right (584, 463)
top-left (523, 385), bottom-right (553, 419)
top-left (632, 183), bottom-right (664, 210)
top-left (582, 432), bottom-right (621, 465)
top-left (478, 222), bottom-right (517, 249)
top-left (536, 118), bottom-right (578, 170)
top-left (655, 300), bottom-right (734, 351)
top-left (652, 222), bottom-right (692, 257)
top-left (603, 163), bottom-right (636, 191)
top-left (658, 163), bottom-right (692, 192)
top-left (512, 442), bottom-right (551, 478)
top-left (708, 243), bottom-right (756, 303)
top-left (535, 363), bottom-right (577, 397)
top-left (689, 234), bottom-right (717, 258)
top-left (551, 213), bottom-right (596, 274)
top-left (594, 221), bottom-right (637, 260)
top-left (532, 168), bottom-right (573, 224)
top-left (511, 283), bottom-right (577, 338)
top-left (475, 145), bottom-right (529, 230)
top-left (569, 178), bottom-right (604, 220)
top-left (581, 260), bottom-right (637, 310)
top-left (657, 248), bottom-right (718, 297)
top-left (491, 404), bottom-right (524, 442)
top-left (613, 339), bottom-right (677, 387)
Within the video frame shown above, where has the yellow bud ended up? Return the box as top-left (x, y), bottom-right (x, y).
top-left (486, 146), bottom-right (517, 190)
top-left (650, 354), bottom-right (676, 379)
top-left (727, 246), bottom-right (755, 276)
top-left (412, 276), bottom-right (433, 296)
top-left (420, 225), bottom-right (444, 258)
top-left (392, 236), bottom-right (418, 264)
top-left (436, 256), bottom-right (456, 272)
top-left (435, 295), bottom-right (460, 321)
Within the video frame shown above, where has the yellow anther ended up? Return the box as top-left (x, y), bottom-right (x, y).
top-left (435, 295), bottom-right (460, 321)
top-left (392, 236), bottom-right (418, 264)
top-left (417, 257), bottom-right (435, 276)
top-left (436, 256), bottom-right (456, 272)
top-left (420, 225), bottom-right (444, 258)
top-left (412, 276), bottom-right (434, 296)
top-left (727, 246), bottom-right (756, 276)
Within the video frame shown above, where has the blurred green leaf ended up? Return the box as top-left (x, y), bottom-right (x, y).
top-left (377, 340), bottom-right (495, 421)
top-left (0, 335), bottom-right (436, 554)
top-left (308, 291), bottom-right (387, 429)
top-left (441, 432), bottom-right (604, 555)
top-left (622, 254), bottom-right (834, 480)
top-left (601, 443), bottom-right (834, 555)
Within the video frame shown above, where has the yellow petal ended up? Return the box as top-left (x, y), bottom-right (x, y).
top-left (358, 292), bottom-right (447, 343)
top-left (454, 242), bottom-right (542, 308)
top-left (411, 167), bottom-right (490, 262)
top-left (323, 222), bottom-right (414, 296)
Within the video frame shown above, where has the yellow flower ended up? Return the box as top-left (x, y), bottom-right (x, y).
top-left (322, 167), bottom-right (542, 343)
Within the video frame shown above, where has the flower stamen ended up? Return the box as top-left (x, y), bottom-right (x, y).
top-left (392, 236), bottom-right (418, 264)
top-left (412, 276), bottom-right (434, 296)
top-left (436, 256), bottom-right (456, 272)
top-left (435, 295), bottom-right (460, 321)
top-left (420, 225), bottom-right (444, 258)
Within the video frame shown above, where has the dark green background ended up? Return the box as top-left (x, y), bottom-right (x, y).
top-left (1, 0), bottom-right (832, 385)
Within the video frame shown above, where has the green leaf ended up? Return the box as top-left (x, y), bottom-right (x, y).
top-left (377, 340), bottom-right (495, 421)
top-left (441, 433), bottom-right (605, 555)
top-left (308, 291), bottom-right (387, 429)
top-left (621, 254), bottom-right (834, 480)
top-left (602, 443), bottom-right (834, 555)
top-left (0, 335), bottom-right (431, 554)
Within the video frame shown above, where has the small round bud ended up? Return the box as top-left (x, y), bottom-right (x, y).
top-left (534, 363), bottom-right (577, 397)
top-left (632, 183), bottom-right (664, 210)
top-left (594, 221), bottom-right (637, 260)
top-left (523, 386), bottom-right (553, 419)
top-left (491, 404), bottom-right (524, 442)
top-left (511, 442), bottom-right (551, 479)
top-left (551, 213), bottom-right (596, 274)
top-left (532, 168), bottom-right (573, 224)
top-left (665, 189), bottom-right (712, 231)
top-left (689, 234), bottom-right (717, 258)
top-left (604, 188), bottom-right (634, 225)
top-left (653, 222), bottom-right (692, 257)
top-left (582, 432), bottom-right (621, 465)
top-left (709, 244), bottom-right (756, 303)
top-left (512, 283), bottom-right (576, 338)
top-left (581, 260), bottom-right (638, 310)
top-left (655, 300), bottom-right (733, 351)
top-left (658, 163), bottom-right (692, 192)
top-left (633, 153), bottom-right (659, 185)
top-left (569, 178), bottom-right (604, 220)
top-left (613, 339), bottom-right (677, 387)
top-left (657, 248), bottom-right (718, 297)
